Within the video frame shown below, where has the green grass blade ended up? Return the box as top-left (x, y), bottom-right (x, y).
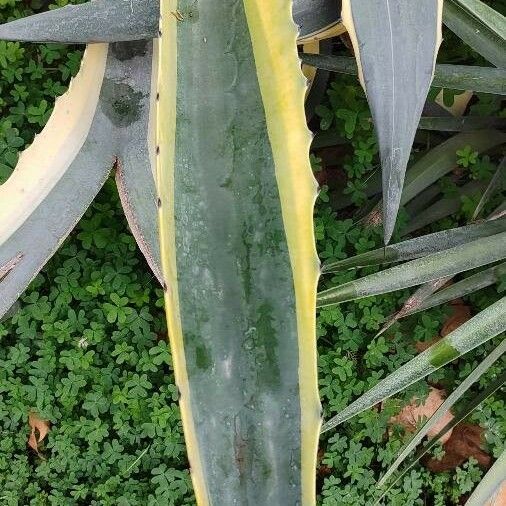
top-left (322, 217), bottom-right (506, 273)
top-left (403, 262), bottom-right (506, 318)
top-left (341, 0), bottom-right (443, 244)
top-left (444, 0), bottom-right (506, 67)
top-left (375, 368), bottom-right (506, 503)
top-left (318, 232), bottom-right (506, 307)
top-left (322, 296), bottom-right (506, 432)
top-left (378, 339), bottom-right (506, 487)
top-left (472, 158), bottom-right (505, 221)
top-left (465, 450), bottom-right (506, 506)
top-left (300, 54), bottom-right (506, 94)
top-left (0, 0), bottom-right (158, 43)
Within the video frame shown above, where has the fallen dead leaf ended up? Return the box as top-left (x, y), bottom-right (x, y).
top-left (28, 412), bottom-right (50, 455)
top-left (390, 387), bottom-right (454, 444)
top-left (441, 303), bottom-right (471, 337)
top-left (425, 423), bottom-right (491, 472)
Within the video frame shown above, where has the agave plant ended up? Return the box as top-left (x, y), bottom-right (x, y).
top-left (0, 0), bottom-right (504, 505)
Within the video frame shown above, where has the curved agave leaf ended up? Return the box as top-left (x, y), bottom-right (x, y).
top-left (321, 296), bottom-right (506, 432)
top-left (443, 0), bottom-right (506, 68)
top-left (0, 41), bottom-right (162, 320)
top-left (0, 0), bottom-right (158, 43)
top-left (156, 0), bottom-right (320, 504)
top-left (378, 338), bottom-right (506, 487)
top-left (375, 368), bottom-right (506, 503)
top-left (465, 450), bottom-right (506, 506)
top-left (300, 54), bottom-right (506, 95)
top-left (294, 0), bottom-right (342, 39)
top-left (341, 0), bottom-right (443, 244)
top-left (322, 217), bottom-right (506, 273)
top-left (317, 232), bottom-right (506, 307)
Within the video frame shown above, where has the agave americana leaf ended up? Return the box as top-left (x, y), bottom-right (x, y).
top-left (322, 217), bottom-right (506, 273)
top-left (317, 231), bottom-right (506, 307)
top-left (300, 54), bottom-right (506, 95)
top-left (341, 0), bottom-right (443, 243)
top-left (443, 0), bottom-right (506, 68)
top-left (418, 116), bottom-right (506, 132)
top-left (378, 338), bottom-right (506, 487)
top-left (400, 130), bottom-right (506, 207)
top-left (0, 0), bottom-right (159, 43)
top-left (322, 296), bottom-right (506, 432)
top-left (465, 450), bottom-right (506, 506)
top-left (403, 180), bottom-right (487, 235)
top-left (294, 0), bottom-right (342, 39)
top-left (156, 0), bottom-right (320, 504)
top-left (472, 158), bottom-right (505, 221)
top-left (0, 41), bottom-right (162, 320)
top-left (403, 262), bottom-right (506, 318)
top-left (0, 254), bottom-right (23, 281)
top-left (375, 368), bottom-right (506, 503)
top-left (375, 276), bottom-right (451, 338)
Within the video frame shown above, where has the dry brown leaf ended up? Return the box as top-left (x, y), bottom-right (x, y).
top-left (441, 303), bottom-right (471, 337)
top-left (390, 387), bottom-right (454, 444)
top-left (425, 423), bottom-right (491, 473)
top-left (28, 412), bottom-right (50, 455)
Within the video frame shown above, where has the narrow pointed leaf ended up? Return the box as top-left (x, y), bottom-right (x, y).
top-left (322, 217), bottom-right (506, 273)
top-left (403, 180), bottom-right (487, 235)
top-left (0, 41), bottom-right (162, 319)
top-left (418, 116), bottom-right (506, 132)
top-left (375, 276), bottom-right (451, 338)
top-left (318, 232), bottom-right (506, 307)
top-left (341, 0), bottom-right (443, 243)
top-left (322, 296), bottom-right (506, 432)
top-left (443, 0), bottom-right (506, 67)
top-left (465, 450), bottom-right (506, 506)
top-left (300, 54), bottom-right (506, 94)
top-left (156, 0), bottom-right (320, 504)
top-left (379, 338), bottom-right (506, 486)
top-left (402, 262), bottom-right (506, 318)
top-left (472, 158), bottom-right (505, 221)
top-left (375, 370), bottom-right (506, 503)
top-left (0, 0), bottom-right (159, 43)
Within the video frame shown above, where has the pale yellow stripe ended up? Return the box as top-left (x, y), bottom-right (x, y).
top-left (156, 2), bottom-right (209, 504)
top-left (0, 44), bottom-right (108, 247)
top-left (243, 1), bottom-right (322, 504)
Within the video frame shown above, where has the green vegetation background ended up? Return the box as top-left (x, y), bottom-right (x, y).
top-left (0, 1), bottom-right (504, 504)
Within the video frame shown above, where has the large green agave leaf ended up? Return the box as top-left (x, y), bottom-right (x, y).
top-left (317, 231), bottom-right (506, 307)
top-left (322, 296), bottom-right (506, 432)
top-left (341, 0), bottom-right (443, 244)
top-left (322, 217), bottom-right (506, 273)
top-left (443, 0), bottom-right (506, 68)
top-left (378, 338), bottom-right (506, 487)
top-left (0, 0), bottom-right (159, 43)
top-left (465, 450), bottom-right (506, 506)
top-left (156, 0), bottom-right (320, 504)
top-left (294, 0), bottom-right (341, 39)
top-left (0, 41), bottom-right (162, 320)
top-left (300, 54), bottom-right (506, 95)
